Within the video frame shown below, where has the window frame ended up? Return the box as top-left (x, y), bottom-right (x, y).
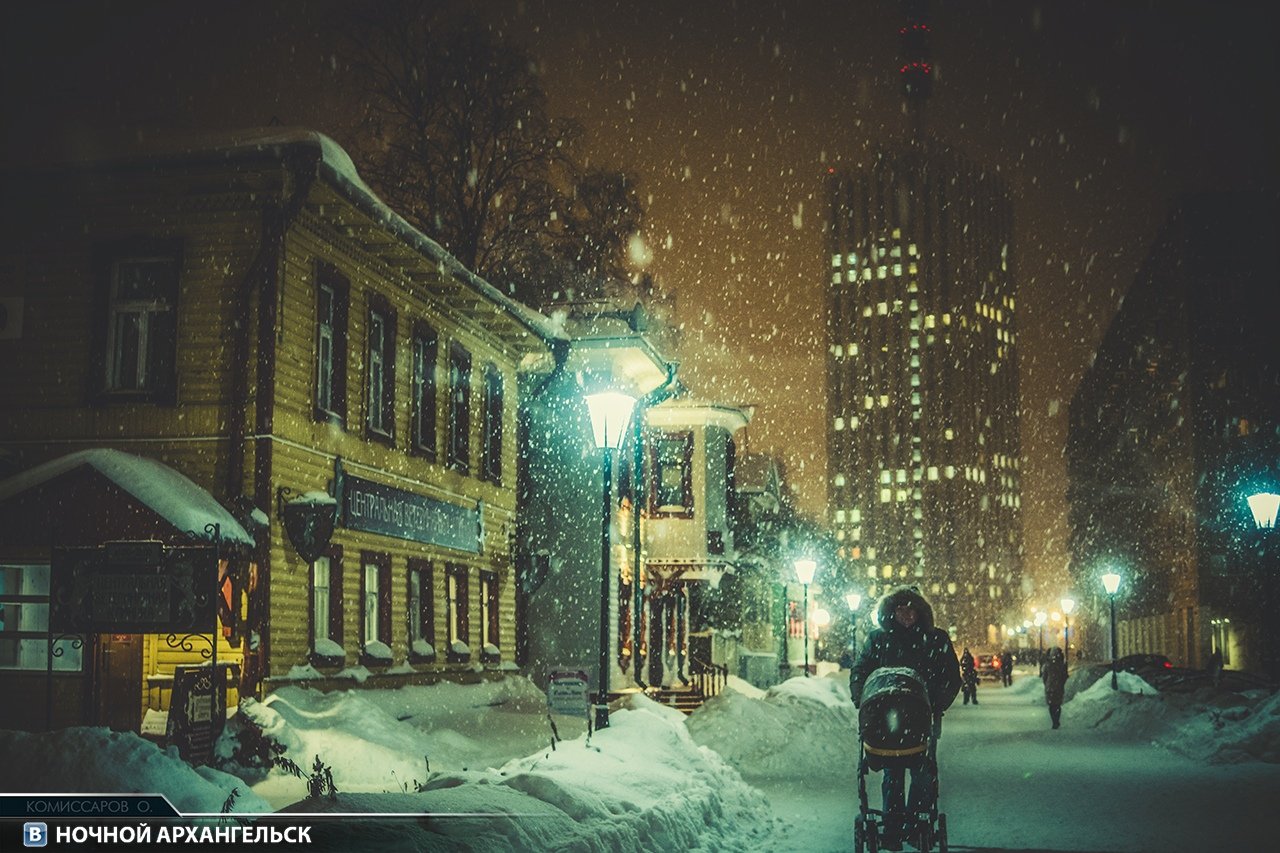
top-left (447, 342), bottom-right (472, 472)
top-left (359, 551), bottom-right (392, 664)
top-left (479, 569), bottom-right (500, 663)
top-left (445, 563), bottom-right (470, 662)
top-left (365, 293), bottom-right (397, 444)
top-left (648, 430), bottom-right (695, 518)
top-left (410, 321), bottom-right (439, 459)
top-left (0, 564), bottom-right (83, 672)
top-left (314, 262), bottom-right (349, 427)
top-left (481, 363), bottom-right (504, 484)
top-left (92, 238), bottom-right (181, 405)
top-left (308, 546), bottom-right (344, 667)
top-left (407, 559), bottom-right (436, 663)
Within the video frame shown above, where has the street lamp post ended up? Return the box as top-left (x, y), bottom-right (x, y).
top-left (845, 592), bottom-right (862, 665)
top-left (584, 390), bottom-right (637, 731)
top-left (1061, 597), bottom-right (1077, 675)
top-left (1034, 610), bottom-right (1047, 674)
top-left (794, 558), bottom-right (817, 677)
top-left (1246, 491), bottom-right (1279, 680)
top-left (1101, 572), bottom-right (1121, 690)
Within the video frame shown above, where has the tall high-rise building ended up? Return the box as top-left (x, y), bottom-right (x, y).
top-left (824, 141), bottom-right (1023, 646)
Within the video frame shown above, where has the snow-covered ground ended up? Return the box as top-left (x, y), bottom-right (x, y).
top-left (1, 666), bottom-right (1278, 851)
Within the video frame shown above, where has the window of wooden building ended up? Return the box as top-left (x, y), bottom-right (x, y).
top-left (0, 564), bottom-right (82, 671)
top-left (479, 570), bottom-right (500, 662)
top-left (360, 552), bottom-right (392, 664)
top-left (445, 564), bottom-right (470, 662)
top-left (481, 364), bottom-right (503, 484)
top-left (411, 323), bottom-right (438, 458)
top-left (366, 294), bottom-right (396, 443)
top-left (94, 239), bottom-right (181, 403)
top-left (649, 430), bottom-right (695, 517)
top-left (309, 547), bottom-right (344, 666)
top-left (314, 263), bottom-right (349, 426)
top-left (448, 343), bottom-right (472, 472)
top-left (407, 559), bottom-right (435, 662)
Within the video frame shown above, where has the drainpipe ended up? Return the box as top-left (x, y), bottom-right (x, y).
top-left (631, 363), bottom-right (680, 688)
top-left (226, 149), bottom-right (318, 696)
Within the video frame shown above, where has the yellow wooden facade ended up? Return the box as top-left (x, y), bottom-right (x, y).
top-left (0, 131), bottom-right (551, 731)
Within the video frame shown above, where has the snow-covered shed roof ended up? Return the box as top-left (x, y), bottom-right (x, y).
top-left (0, 449), bottom-right (252, 546)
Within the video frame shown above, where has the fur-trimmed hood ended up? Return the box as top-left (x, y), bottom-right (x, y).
top-left (874, 585), bottom-right (936, 631)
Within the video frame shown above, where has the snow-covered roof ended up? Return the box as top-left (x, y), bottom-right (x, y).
top-left (0, 449), bottom-right (252, 546)
top-left (25, 127), bottom-right (563, 347)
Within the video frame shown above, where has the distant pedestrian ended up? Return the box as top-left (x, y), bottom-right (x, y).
top-left (1042, 647), bottom-right (1068, 729)
top-left (1000, 650), bottom-right (1014, 686)
top-left (959, 648), bottom-right (978, 705)
top-left (1207, 648), bottom-right (1224, 688)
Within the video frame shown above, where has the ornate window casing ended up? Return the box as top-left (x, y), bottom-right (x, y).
top-left (648, 430), bottom-right (695, 517)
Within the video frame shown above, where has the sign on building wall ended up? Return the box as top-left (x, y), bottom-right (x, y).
top-left (49, 542), bottom-right (217, 634)
top-left (337, 468), bottom-right (481, 554)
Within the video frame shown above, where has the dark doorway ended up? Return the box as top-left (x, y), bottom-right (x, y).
top-left (648, 596), bottom-right (665, 687)
top-left (95, 633), bottom-right (142, 732)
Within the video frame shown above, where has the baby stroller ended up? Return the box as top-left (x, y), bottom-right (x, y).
top-left (853, 667), bottom-right (948, 853)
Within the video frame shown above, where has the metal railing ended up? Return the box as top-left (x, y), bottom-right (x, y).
top-left (688, 656), bottom-right (728, 701)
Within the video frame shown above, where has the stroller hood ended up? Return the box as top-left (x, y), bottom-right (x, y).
top-left (859, 666), bottom-right (933, 769)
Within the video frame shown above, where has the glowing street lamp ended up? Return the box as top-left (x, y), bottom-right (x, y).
top-left (584, 389), bottom-right (637, 730)
top-left (1246, 492), bottom-right (1280, 530)
top-left (1061, 597), bottom-right (1077, 674)
top-left (794, 558), bottom-right (817, 677)
top-left (1101, 572), bottom-right (1122, 690)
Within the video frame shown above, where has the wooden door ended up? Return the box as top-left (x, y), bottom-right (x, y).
top-left (96, 633), bottom-right (142, 732)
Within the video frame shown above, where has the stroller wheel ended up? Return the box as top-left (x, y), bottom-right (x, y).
top-left (937, 812), bottom-right (948, 853)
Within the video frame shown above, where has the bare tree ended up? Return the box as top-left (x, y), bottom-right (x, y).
top-left (342, 2), bottom-right (646, 308)
top-left (344, 3), bottom-right (572, 294)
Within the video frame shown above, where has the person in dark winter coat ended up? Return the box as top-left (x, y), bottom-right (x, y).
top-left (959, 648), bottom-right (978, 705)
top-left (1042, 646), bottom-right (1068, 729)
top-left (999, 650), bottom-right (1014, 686)
top-left (851, 587), bottom-right (962, 847)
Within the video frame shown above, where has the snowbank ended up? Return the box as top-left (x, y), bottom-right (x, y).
top-left (687, 673), bottom-right (857, 779)
top-left (0, 728), bottom-right (270, 814)
top-left (280, 694), bottom-right (776, 851)
top-left (1064, 671), bottom-right (1280, 764)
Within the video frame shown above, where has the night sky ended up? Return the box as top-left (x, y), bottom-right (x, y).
top-left (4, 0), bottom-right (1273, 598)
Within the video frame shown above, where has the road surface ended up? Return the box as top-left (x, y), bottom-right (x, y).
top-left (757, 670), bottom-right (1280, 852)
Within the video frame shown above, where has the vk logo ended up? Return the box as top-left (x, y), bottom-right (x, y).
top-left (24, 822), bottom-right (48, 847)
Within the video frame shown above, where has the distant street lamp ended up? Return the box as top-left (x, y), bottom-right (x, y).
top-left (794, 558), bottom-right (817, 677)
top-left (845, 592), bottom-right (863, 663)
top-left (1101, 572), bottom-right (1122, 690)
top-left (1061, 597), bottom-right (1077, 674)
top-left (1034, 610), bottom-right (1048, 673)
top-left (585, 389), bottom-right (637, 730)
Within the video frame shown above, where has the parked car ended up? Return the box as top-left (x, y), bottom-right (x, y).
top-left (1114, 654), bottom-right (1172, 673)
top-left (975, 653), bottom-right (1002, 680)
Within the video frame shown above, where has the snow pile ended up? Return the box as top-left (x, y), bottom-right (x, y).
top-left (686, 673), bottom-right (857, 779)
top-left (1063, 671), bottom-right (1280, 764)
top-left (0, 728), bottom-right (270, 814)
top-left (282, 694), bottom-right (776, 851)
top-left (234, 688), bottom-right (437, 789)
